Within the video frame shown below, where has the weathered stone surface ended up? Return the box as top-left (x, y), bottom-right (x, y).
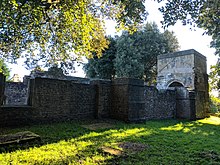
top-left (0, 131), bottom-right (40, 146)
top-left (101, 146), bottom-right (123, 156)
top-left (29, 77), bottom-right (96, 122)
top-left (144, 87), bottom-right (176, 119)
top-left (0, 106), bottom-right (33, 127)
top-left (0, 73), bottom-right (6, 105)
top-left (101, 142), bottom-right (148, 156)
top-left (0, 49), bottom-right (210, 127)
top-left (157, 49), bottom-right (209, 119)
top-left (111, 78), bottom-right (145, 122)
top-left (4, 82), bottom-right (28, 105)
top-left (91, 80), bottom-right (112, 118)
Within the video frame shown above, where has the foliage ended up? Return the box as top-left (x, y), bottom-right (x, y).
top-left (84, 23), bottom-right (179, 83)
top-left (0, 0), bottom-right (147, 69)
top-left (47, 65), bottom-right (65, 77)
top-left (157, 0), bottom-right (220, 55)
top-left (0, 117), bottom-right (220, 164)
top-left (210, 95), bottom-right (220, 113)
top-left (114, 31), bottom-right (145, 79)
top-left (0, 59), bottom-right (10, 80)
top-left (158, 0), bottom-right (220, 91)
top-left (114, 22), bottom-right (179, 83)
top-left (209, 59), bottom-right (220, 92)
top-left (84, 37), bottom-right (117, 79)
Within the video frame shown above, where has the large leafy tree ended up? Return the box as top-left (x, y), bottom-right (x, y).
top-left (157, 0), bottom-right (219, 55)
top-left (209, 60), bottom-right (220, 92)
top-left (84, 37), bottom-right (117, 79)
top-left (157, 0), bottom-right (220, 91)
top-left (114, 22), bottom-right (179, 83)
top-left (85, 22), bottom-right (179, 83)
top-left (0, 0), bottom-right (147, 69)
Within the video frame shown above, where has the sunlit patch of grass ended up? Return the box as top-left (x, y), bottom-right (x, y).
top-left (198, 116), bottom-right (220, 125)
top-left (0, 117), bottom-right (220, 164)
top-left (160, 122), bottom-right (196, 132)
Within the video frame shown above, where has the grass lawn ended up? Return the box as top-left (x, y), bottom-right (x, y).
top-left (0, 116), bottom-right (220, 165)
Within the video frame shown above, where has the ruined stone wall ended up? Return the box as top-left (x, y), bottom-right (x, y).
top-left (0, 106), bottom-right (33, 127)
top-left (0, 77), bottom-right (111, 127)
top-left (0, 75), bottom-right (203, 127)
top-left (0, 73), bottom-right (5, 105)
top-left (175, 87), bottom-right (196, 120)
top-left (111, 78), bottom-right (145, 122)
top-left (4, 82), bottom-right (28, 105)
top-left (29, 77), bottom-right (96, 122)
top-left (157, 49), bottom-right (209, 119)
top-left (157, 50), bottom-right (195, 90)
top-left (194, 53), bottom-right (209, 118)
top-left (91, 80), bottom-right (112, 118)
top-left (144, 87), bottom-right (176, 119)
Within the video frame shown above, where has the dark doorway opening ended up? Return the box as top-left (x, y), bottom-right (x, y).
top-left (169, 82), bottom-right (184, 87)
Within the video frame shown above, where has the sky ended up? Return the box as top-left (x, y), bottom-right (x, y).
top-left (8, 0), bottom-right (218, 80)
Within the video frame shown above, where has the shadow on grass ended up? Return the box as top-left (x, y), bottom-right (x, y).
top-left (0, 117), bottom-right (220, 164)
top-left (0, 121), bottom-right (92, 153)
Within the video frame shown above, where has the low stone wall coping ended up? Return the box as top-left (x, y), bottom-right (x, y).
top-left (158, 49), bottom-right (206, 60)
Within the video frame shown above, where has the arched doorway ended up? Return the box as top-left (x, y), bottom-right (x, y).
top-left (168, 81), bottom-right (193, 119)
top-left (168, 82), bottom-right (184, 88)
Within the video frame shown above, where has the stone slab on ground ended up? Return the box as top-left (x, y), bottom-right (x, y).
top-left (0, 131), bottom-right (40, 146)
top-left (101, 146), bottom-right (123, 156)
top-left (100, 142), bottom-right (149, 156)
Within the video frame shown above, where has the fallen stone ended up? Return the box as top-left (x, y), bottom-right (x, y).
top-left (101, 146), bottom-right (123, 156)
top-left (100, 142), bottom-right (148, 156)
top-left (0, 131), bottom-right (40, 146)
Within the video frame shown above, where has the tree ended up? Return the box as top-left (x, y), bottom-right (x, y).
top-left (157, 0), bottom-right (220, 90)
top-left (84, 22), bottom-right (180, 83)
top-left (209, 60), bottom-right (220, 93)
top-left (157, 0), bottom-right (219, 55)
top-left (114, 22), bottom-right (179, 83)
top-left (0, 0), bottom-right (147, 69)
top-left (114, 31), bottom-right (145, 79)
top-left (84, 37), bottom-right (117, 79)
top-left (0, 59), bottom-right (10, 80)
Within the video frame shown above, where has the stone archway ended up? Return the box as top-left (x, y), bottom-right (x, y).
top-left (168, 81), bottom-right (192, 119)
top-left (157, 49), bottom-right (209, 119)
top-left (168, 81), bottom-right (184, 88)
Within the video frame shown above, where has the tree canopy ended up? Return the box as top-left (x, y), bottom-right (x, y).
top-left (157, 0), bottom-right (220, 92)
top-left (84, 22), bottom-right (180, 83)
top-left (209, 60), bottom-right (220, 92)
top-left (157, 0), bottom-right (219, 55)
top-left (114, 23), bottom-right (179, 82)
top-left (84, 36), bottom-right (116, 79)
top-left (0, 0), bottom-right (147, 69)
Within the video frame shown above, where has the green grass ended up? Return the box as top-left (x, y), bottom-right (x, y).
top-left (0, 116), bottom-right (220, 165)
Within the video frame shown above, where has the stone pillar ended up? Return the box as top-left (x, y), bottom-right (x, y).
top-left (0, 73), bottom-right (6, 105)
top-left (111, 78), bottom-right (145, 122)
top-left (91, 80), bottom-right (112, 119)
top-left (189, 91), bottom-right (196, 120)
top-left (27, 78), bottom-right (35, 106)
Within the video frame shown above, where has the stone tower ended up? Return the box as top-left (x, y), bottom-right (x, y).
top-left (157, 49), bottom-right (209, 119)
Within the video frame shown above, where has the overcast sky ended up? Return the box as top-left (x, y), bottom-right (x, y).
top-left (8, 0), bottom-right (218, 79)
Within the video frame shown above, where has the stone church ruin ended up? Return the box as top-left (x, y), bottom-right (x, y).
top-left (0, 49), bottom-right (209, 127)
